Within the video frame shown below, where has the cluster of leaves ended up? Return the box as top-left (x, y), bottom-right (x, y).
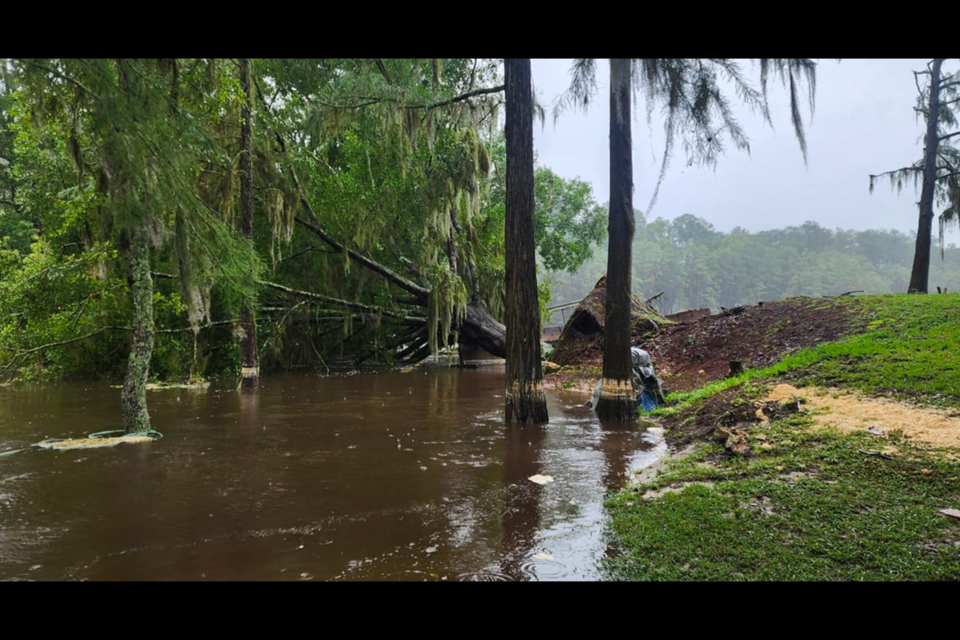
top-left (557, 58), bottom-right (818, 212)
top-left (254, 59), bottom-right (607, 367)
top-left (0, 59), bottom-right (261, 381)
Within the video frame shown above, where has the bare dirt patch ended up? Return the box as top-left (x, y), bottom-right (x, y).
top-left (767, 384), bottom-right (960, 451)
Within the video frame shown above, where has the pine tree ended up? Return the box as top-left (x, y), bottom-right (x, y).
top-left (870, 59), bottom-right (960, 293)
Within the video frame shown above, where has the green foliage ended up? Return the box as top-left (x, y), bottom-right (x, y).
top-left (485, 134), bottom-right (607, 273)
top-left (0, 59), bottom-right (263, 381)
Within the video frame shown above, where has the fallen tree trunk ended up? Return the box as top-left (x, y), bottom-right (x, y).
top-left (460, 301), bottom-right (506, 359)
top-left (294, 216), bottom-right (430, 304)
top-left (267, 121), bottom-right (506, 364)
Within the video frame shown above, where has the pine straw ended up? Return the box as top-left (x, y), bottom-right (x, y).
top-left (37, 435), bottom-right (154, 450)
top-left (766, 384), bottom-right (960, 451)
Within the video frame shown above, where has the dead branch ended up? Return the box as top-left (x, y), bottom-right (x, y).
top-left (259, 280), bottom-right (427, 326)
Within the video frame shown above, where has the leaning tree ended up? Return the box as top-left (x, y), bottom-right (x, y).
top-left (249, 59), bottom-right (601, 372)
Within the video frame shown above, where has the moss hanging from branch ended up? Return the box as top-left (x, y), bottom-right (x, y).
top-left (426, 264), bottom-right (467, 359)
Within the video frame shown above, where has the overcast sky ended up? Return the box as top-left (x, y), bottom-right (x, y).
top-left (530, 59), bottom-right (959, 242)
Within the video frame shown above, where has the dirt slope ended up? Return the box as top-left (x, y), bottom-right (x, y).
top-left (548, 295), bottom-right (867, 394)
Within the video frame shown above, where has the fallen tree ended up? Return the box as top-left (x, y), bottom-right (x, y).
top-left (551, 276), bottom-right (666, 367)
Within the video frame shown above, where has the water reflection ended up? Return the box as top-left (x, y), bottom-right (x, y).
top-left (499, 425), bottom-right (546, 580)
top-left (0, 369), bottom-right (668, 581)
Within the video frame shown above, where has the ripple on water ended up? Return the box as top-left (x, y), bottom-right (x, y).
top-left (520, 557), bottom-right (567, 579)
top-left (457, 570), bottom-right (513, 582)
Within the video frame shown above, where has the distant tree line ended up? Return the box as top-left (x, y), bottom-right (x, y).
top-left (546, 213), bottom-right (960, 319)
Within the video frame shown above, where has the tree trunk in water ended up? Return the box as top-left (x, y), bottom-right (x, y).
top-left (121, 228), bottom-right (155, 434)
top-left (909, 58), bottom-right (944, 294)
top-left (596, 58), bottom-right (637, 422)
top-left (239, 57), bottom-right (259, 389)
top-left (504, 58), bottom-right (547, 424)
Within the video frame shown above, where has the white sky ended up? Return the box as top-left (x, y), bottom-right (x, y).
top-left (531, 58), bottom-right (960, 242)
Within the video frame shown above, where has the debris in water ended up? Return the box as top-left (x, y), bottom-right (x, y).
top-left (940, 508), bottom-right (960, 519)
top-left (37, 434), bottom-right (155, 450)
top-left (425, 546), bottom-right (438, 554)
top-left (528, 474), bottom-right (554, 485)
top-left (532, 552), bottom-right (554, 561)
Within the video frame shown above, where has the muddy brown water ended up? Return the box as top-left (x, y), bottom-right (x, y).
top-left (0, 367), bottom-right (666, 581)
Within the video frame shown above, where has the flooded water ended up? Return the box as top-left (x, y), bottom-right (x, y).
top-left (0, 367), bottom-right (666, 581)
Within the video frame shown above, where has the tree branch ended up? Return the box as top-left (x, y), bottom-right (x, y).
top-left (294, 216), bottom-right (430, 303)
top-left (939, 130), bottom-right (960, 142)
top-left (259, 280), bottom-right (427, 325)
top-left (278, 246), bottom-right (337, 263)
top-left (258, 88), bottom-right (432, 305)
top-left (2, 320), bottom-right (236, 360)
top-left (869, 166), bottom-right (923, 180)
top-left (305, 84), bottom-right (505, 112)
top-left (374, 59), bottom-right (393, 85)
top-left (915, 71), bottom-right (926, 98)
top-left (5, 327), bottom-right (115, 358)
top-left (414, 84), bottom-right (505, 110)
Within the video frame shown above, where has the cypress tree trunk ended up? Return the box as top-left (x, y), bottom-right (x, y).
top-left (596, 58), bottom-right (637, 422)
top-left (504, 58), bottom-right (547, 424)
top-left (239, 57), bottom-right (259, 390)
top-left (121, 227), bottom-right (155, 434)
top-left (909, 58), bottom-right (944, 294)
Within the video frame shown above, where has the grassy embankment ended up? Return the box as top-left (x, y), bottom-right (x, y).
top-left (606, 294), bottom-right (960, 581)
